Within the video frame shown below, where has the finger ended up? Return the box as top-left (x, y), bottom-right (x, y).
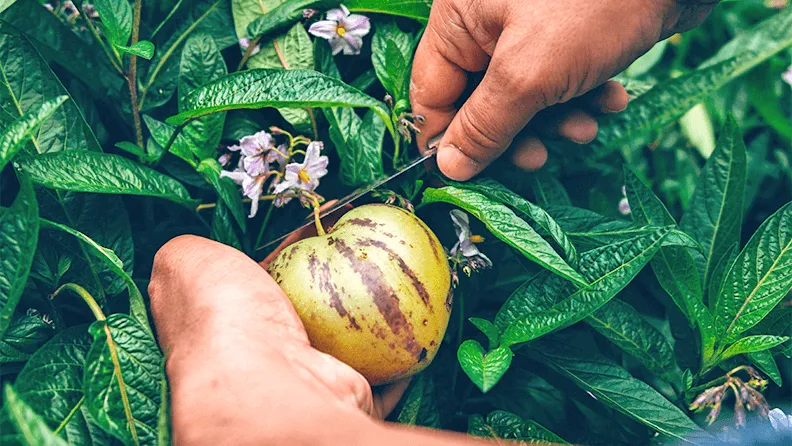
top-left (410, 4), bottom-right (489, 153)
top-left (510, 134), bottom-right (548, 171)
top-left (437, 35), bottom-right (547, 180)
top-left (550, 109), bottom-right (599, 144)
top-left (581, 80), bottom-right (629, 113)
top-left (371, 377), bottom-right (412, 419)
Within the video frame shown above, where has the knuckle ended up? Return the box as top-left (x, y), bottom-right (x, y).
top-left (456, 104), bottom-right (505, 154)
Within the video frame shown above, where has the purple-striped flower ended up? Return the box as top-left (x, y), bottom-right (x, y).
top-left (308, 5), bottom-right (370, 56)
top-left (272, 142), bottom-right (328, 206)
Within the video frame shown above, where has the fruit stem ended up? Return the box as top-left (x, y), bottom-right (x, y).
top-left (308, 194), bottom-right (326, 236)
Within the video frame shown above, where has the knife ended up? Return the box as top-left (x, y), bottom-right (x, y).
top-left (257, 146), bottom-right (438, 251)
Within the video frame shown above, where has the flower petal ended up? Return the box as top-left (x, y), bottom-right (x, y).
top-left (220, 170), bottom-right (249, 186)
top-left (309, 20), bottom-right (339, 40)
top-left (243, 155), bottom-right (267, 177)
top-left (341, 35), bottom-right (363, 55)
top-left (328, 38), bottom-right (345, 55)
top-left (326, 6), bottom-right (349, 22)
top-left (343, 14), bottom-right (370, 35)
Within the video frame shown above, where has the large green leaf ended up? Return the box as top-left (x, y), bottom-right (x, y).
top-left (178, 33), bottom-right (228, 160)
top-left (210, 201), bottom-right (244, 250)
top-left (587, 6), bottom-right (792, 155)
top-left (496, 227), bottom-right (669, 346)
top-left (533, 334), bottom-right (703, 442)
top-left (532, 171), bottom-right (571, 207)
top-left (0, 95), bottom-right (66, 172)
top-left (40, 219), bottom-right (150, 334)
top-left (457, 340), bottom-right (513, 393)
top-left (714, 202), bottom-right (792, 344)
top-left (346, 0), bottom-right (432, 23)
top-left (0, 173), bottom-right (38, 339)
top-left (84, 314), bottom-right (163, 446)
top-left (468, 410), bottom-right (566, 444)
top-left (371, 19), bottom-right (415, 101)
top-left (316, 39), bottom-right (385, 186)
top-left (680, 118), bottom-right (746, 292)
top-left (246, 0), bottom-right (339, 38)
top-left (450, 178), bottom-right (577, 266)
top-left (197, 158), bottom-right (247, 230)
top-left (586, 299), bottom-right (676, 379)
top-left (422, 186), bottom-right (586, 286)
top-left (142, 115), bottom-right (194, 164)
top-left (92, 0), bottom-right (133, 48)
top-left (17, 151), bottom-right (197, 207)
top-left (0, 313), bottom-right (53, 366)
top-left (719, 335), bottom-right (789, 362)
top-left (167, 69), bottom-right (392, 138)
top-left (3, 385), bottom-right (68, 446)
top-left (747, 350), bottom-right (782, 386)
top-left (11, 326), bottom-right (111, 445)
top-left (394, 374), bottom-right (440, 428)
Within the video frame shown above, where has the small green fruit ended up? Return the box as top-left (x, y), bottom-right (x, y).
top-left (267, 204), bottom-right (452, 385)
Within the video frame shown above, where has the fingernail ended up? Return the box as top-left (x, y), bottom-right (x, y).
top-left (437, 145), bottom-right (480, 181)
top-left (604, 102), bottom-right (628, 113)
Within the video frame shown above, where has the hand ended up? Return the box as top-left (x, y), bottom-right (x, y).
top-left (148, 213), bottom-right (491, 445)
top-left (411, 0), bottom-right (717, 179)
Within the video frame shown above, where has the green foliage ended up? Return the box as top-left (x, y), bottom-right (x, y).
top-left (0, 2), bottom-right (790, 444)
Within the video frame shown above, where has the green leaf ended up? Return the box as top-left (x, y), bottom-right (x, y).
top-left (395, 374), bottom-right (440, 428)
top-left (197, 158), bottom-right (247, 231)
top-left (468, 410), bottom-right (566, 444)
top-left (116, 40), bottom-right (155, 60)
top-left (624, 167), bottom-right (707, 330)
top-left (0, 30), bottom-right (102, 154)
top-left (625, 40), bottom-right (668, 77)
top-left (534, 334), bottom-right (704, 442)
top-left (246, 0), bottom-right (340, 38)
top-left (680, 117), bottom-right (747, 292)
top-left (346, 0), bottom-right (432, 23)
top-left (422, 186), bottom-right (586, 286)
top-left (0, 95), bottom-right (67, 172)
top-left (167, 69), bottom-right (392, 139)
top-left (457, 340), bottom-right (513, 393)
top-left (532, 171), bottom-right (571, 207)
top-left (143, 115), bottom-right (195, 164)
top-left (586, 299), bottom-right (676, 379)
top-left (12, 326), bottom-right (111, 445)
top-left (0, 0), bottom-right (17, 14)
top-left (0, 173), bottom-right (38, 339)
top-left (371, 19), bottom-right (415, 101)
top-left (210, 201), bottom-right (244, 250)
top-left (586, 7), bottom-right (792, 155)
top-left (92, 0), bottom-right (133, 47)
top-left (469, 318), bottom-right (500, 350)
top-left (40, 218), bottom-right (150, 334)
top-left (714, 202), bottom-right (792, 344)
top-left (749, 307), bottom-right (792, 358)
top-left (496, 228), bottom-right (670, 346)
top-left (707, 243), bottom-right (738, 310)
top-left (0, 314), bottom-right (53, 365)
top-left (679, 103), bottom-right (716, 159)
top-left (179, 34), bottom-right (228, 160)
top-left (747, 350), bottom-right (782, 386)
top-left (84, 314), bottom-right (163, 446)
top-left (140, 0), bottom-right (236, 111)
top-left (719, 335), bottom-right (789, 362)
top-left (17, 151), bottom-right (197, 207)
top-left (317, 40), bottom-right (385, 186)
top-left (4, 385), bottom-right (68, 446)
top-left (451, 178), bottom-right (578, 267)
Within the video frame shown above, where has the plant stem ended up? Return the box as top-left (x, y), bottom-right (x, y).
top-left (309, 194), bottom-right (326, 236)
top-left (150, 0), bottom-right (185, 39)
top-left (236, 36), bottom-right (262, 71)
top-left (81, 11), bottom-right (124, 76)
top-left (50, 283), bottom-right (106, 322)
top-left (128, 0), bottom-right (144, 149)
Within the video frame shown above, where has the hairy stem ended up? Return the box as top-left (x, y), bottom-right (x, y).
top-left (128, 0), bottom-right (144, 148)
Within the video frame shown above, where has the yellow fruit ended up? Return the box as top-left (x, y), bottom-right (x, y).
top-left (267, 204), bottom-right (452, 385)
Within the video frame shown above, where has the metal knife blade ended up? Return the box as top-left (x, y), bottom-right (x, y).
top-left (257, 147), bottom-right (437, 250)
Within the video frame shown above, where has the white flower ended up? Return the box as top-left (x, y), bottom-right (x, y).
top-left (272, 142), bottom-right (328, 206)
top-left (218, 153), bottom-right (232, 167)
top-left (239, 131), bottom-right (276, 176)
top-left (449, 210), bottom-right (492, 271)
top-left (618, 197), bottom-right (631, 215)
top-left (221, 163), bottom-right (265, 218)
top-left (783, 65), bottom-right (792, 87)
top-left (308, 5), bottom-right (371, 56)
top-left (769, 408), bottom-right (792, 432)
top-left (239, 37), bottom-right (260, 56)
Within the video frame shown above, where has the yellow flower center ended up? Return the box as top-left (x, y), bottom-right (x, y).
top-left (298, 169), bottom-right (311, 183)
top-left (336, 24), bottom-right (347, 37)
top-left (470, 235), bottom-right (485, 244)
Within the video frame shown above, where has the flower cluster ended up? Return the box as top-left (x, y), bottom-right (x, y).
top-left (308, 5), bottom-right (371, 56)
top-left (448, 210), bottom-right (492, 283)
top-left (219, 129), bottom-right (328, 218)
top-left (690, 366), bottom-right (770, 428)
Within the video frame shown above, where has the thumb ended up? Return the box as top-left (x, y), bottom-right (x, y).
top-left (436, 35), bottom-right (551, 181)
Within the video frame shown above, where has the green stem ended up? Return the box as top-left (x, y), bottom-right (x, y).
top-left (150, 0), bottom-right (185, 39)
top-left (81, 9), bottom-right (124, 76)
top-left (128, 0), bottom-right (144, 148)
top-left (50, 283), bottom-right (106, 322)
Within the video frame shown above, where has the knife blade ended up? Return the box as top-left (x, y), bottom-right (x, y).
top-left (257, 147), bottom-right (437, 250)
